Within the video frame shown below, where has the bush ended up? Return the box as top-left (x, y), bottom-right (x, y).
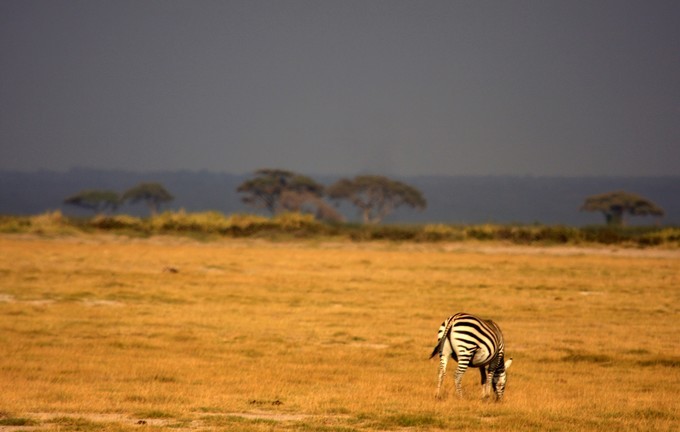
top-left (418, 224), bottom-right (466, 241)
top-left (217, 213), bottom-right (270, 236)
top-left (539, 225), bottom-right (581, 244)
top-left (348, 224), bottom-right (419, 241)
top-left (465, 224), bottom-right (498, 241)
top-left (0, 215), bottom-right (31, 233)
top-left (146, 211), bottom-right (321, 237)
top-left (0, 211), bottom-right (79, 235)
top-left (91, 214), bottom-right (146, 231)
top-left (1, 210), bottom-right (677, 247)
top-left (272, 212), bottom-right (321, 232)
top-left (637, 228), bottom-right (680, 247)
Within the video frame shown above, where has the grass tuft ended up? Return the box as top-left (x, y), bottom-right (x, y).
top-left (383, 413), bottom-right (447, 428)
top-left (561, 353), bottom-right (612, 363)
top-left (637, 358), bottom-right (680, 368)
top-left (134, 410), bottom-right (175, 419)
top-left (0, 417), bottom-right (39, 426)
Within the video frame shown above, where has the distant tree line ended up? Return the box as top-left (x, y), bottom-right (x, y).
top-left (63, 169), bottom-right (665, 226)
top-left (64, 182), bottom-right (174, 216)
top-left (236, 169), bottom-right (426, 224)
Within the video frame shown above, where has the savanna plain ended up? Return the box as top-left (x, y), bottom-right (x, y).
top-left (0, 234), bottom-right (678, 431)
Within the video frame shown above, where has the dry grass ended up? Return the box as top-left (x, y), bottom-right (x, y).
top-left (0, 234), bottom-right (678, 431)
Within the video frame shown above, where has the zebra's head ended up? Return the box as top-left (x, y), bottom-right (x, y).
top-left (492, 358), bottom-right (513, 400)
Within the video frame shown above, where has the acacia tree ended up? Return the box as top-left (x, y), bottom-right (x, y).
top-left (237, 169), bottom-right (325, 215)
top-left (63, 190), bottom-right (120, 215)
top-left (122, 182), bottom-right (174, 216)
top-left (278, 189), bottom-right (345, 223)
top-left (580, 190), bottom-right (664, 226)
top-left (326, 175), bottom-right (426, 224)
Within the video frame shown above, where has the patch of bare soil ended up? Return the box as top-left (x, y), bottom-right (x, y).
top-left (0, 294), bottom-right (123, 308)
top-left (0, 294), bottom-right (55, 306)
top-left (0, 411), bottom-right (311, 431)
top-left (222, 411), bottom-right (310, 421)
top-left (441, 243), bottom-right (680, 259)
top-left (0, 413), bottom-right (169, 431)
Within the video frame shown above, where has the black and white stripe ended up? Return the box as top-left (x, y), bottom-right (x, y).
top-left (430, 312), bottom-right (512, 400)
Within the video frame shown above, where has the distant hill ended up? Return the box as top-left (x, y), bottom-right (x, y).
top-left (1, 168), bottom-right (678, 226)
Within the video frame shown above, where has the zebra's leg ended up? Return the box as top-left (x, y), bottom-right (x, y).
top-left (454, 352), bottom-right (474, 398)
top-left (436, 355), bottom-right (449, 399)
top-left (479, 366), bottom-right (490, 398)
top-left (483, 369), bottom-right (494, 399)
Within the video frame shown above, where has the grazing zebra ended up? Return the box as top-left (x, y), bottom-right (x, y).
top-left (430, 312), bottom-right (512, 400)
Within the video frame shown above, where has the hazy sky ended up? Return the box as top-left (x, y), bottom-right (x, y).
top-left (2, 0), bottom-right (679, 176)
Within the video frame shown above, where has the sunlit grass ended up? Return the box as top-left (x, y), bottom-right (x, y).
top-left (0, 235), bottom-right (678, 431)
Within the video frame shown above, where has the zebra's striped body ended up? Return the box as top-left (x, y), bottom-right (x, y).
top-left (430, 312), bottom-right (512, 400)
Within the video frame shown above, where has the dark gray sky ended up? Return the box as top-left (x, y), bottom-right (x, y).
top-left (2, 0), bottom-right (679, 176)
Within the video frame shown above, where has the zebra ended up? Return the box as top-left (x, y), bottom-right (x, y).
top-left (430, 312), bottom-right (512, 400)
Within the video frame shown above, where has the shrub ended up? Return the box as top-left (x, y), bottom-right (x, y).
top-left (90, 214), bottom-right (146, 231)
top-left (0, 211), bottom-right (80, 235)
top-left (348, 224), bottom-right (419, 241)
top-left (637, 228), bottom-right (680, 247)
top-left (272, 212), bottom-right (321, 232)
top-left (1, 210), bottom-right (677, 247)
top-left (538, 225), bottom-right (581, 244)
top-left (221, 213), bottom-right (274, 236)
top-left (0, 215), bottom-right (31, 233)
top-left (465, 224), bottom-right (498, 241)
top-left (419, 224), bottom-right (466, 241)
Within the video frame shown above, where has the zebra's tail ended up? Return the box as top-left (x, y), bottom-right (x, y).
top-left (429, 318), bottom-right (454, 359)
top-left (429, 344), bottom-right (441, 359)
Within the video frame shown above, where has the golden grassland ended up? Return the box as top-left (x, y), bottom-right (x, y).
top-left (0, 234), bottom-right (678, 431)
